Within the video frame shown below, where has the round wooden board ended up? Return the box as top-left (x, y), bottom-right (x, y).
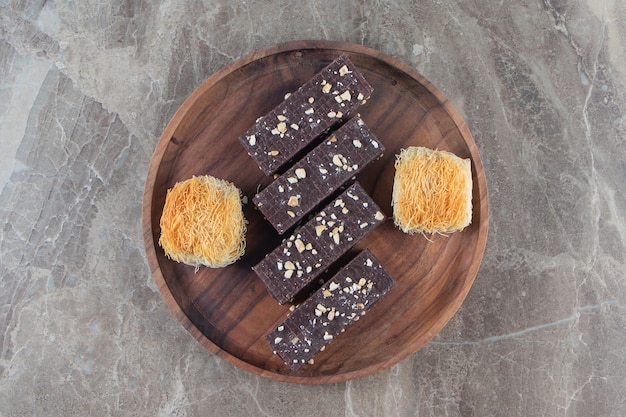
top-left (143, 40), bottom-right (489, 384)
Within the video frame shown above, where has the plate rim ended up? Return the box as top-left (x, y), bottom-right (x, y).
top-left (142, 39), bottom-right (489, 384)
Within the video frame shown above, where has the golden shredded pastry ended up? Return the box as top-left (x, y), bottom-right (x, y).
top-left (392, 146), bottom-right (472, 236)
top-left (159, 175), bottom-right (246, 269)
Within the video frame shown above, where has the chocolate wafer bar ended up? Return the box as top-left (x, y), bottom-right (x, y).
top-left (239, 55), bottom-right (373, 175)
top-left (253, 116), bottom-right (384, 234)
top-left (267, 249), bottom-right (395, 370)
top-left (253, 182), bottom-right (385, 304)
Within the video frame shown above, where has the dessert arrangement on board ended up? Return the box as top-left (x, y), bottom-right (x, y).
top-left (157, 55), bottom-right (473, 370)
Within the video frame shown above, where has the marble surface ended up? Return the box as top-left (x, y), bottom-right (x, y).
top-left (1, 0), bottom-right (625, 415)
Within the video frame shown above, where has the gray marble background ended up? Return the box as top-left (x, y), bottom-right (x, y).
top-left (1, 0), bottom-right (625, 416)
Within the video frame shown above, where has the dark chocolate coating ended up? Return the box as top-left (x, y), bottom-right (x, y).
top-left (253, 182), bottom-right (385, 304)
top-left (253, 116), bottom-right (384, 234)
top-left (267, 249), bottom-right (395, 370)
top-left (239, 55), bottom-right (374, 175)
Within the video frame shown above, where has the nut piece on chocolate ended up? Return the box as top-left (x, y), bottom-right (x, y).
top-left (267, 249), bottom-right (395, 370)
top-left (239, 55), bottom-right (374, 175)
top-left (253, 116), bottom-right (385, 234)
top-left (253, 182), bottom-right (386, 304)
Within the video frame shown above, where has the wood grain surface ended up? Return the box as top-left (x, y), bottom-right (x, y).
top-left (142, 40), bottom-right (489, 384)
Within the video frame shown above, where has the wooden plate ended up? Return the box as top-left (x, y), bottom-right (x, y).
top-left (142, 40), bottom-right (488, 384)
